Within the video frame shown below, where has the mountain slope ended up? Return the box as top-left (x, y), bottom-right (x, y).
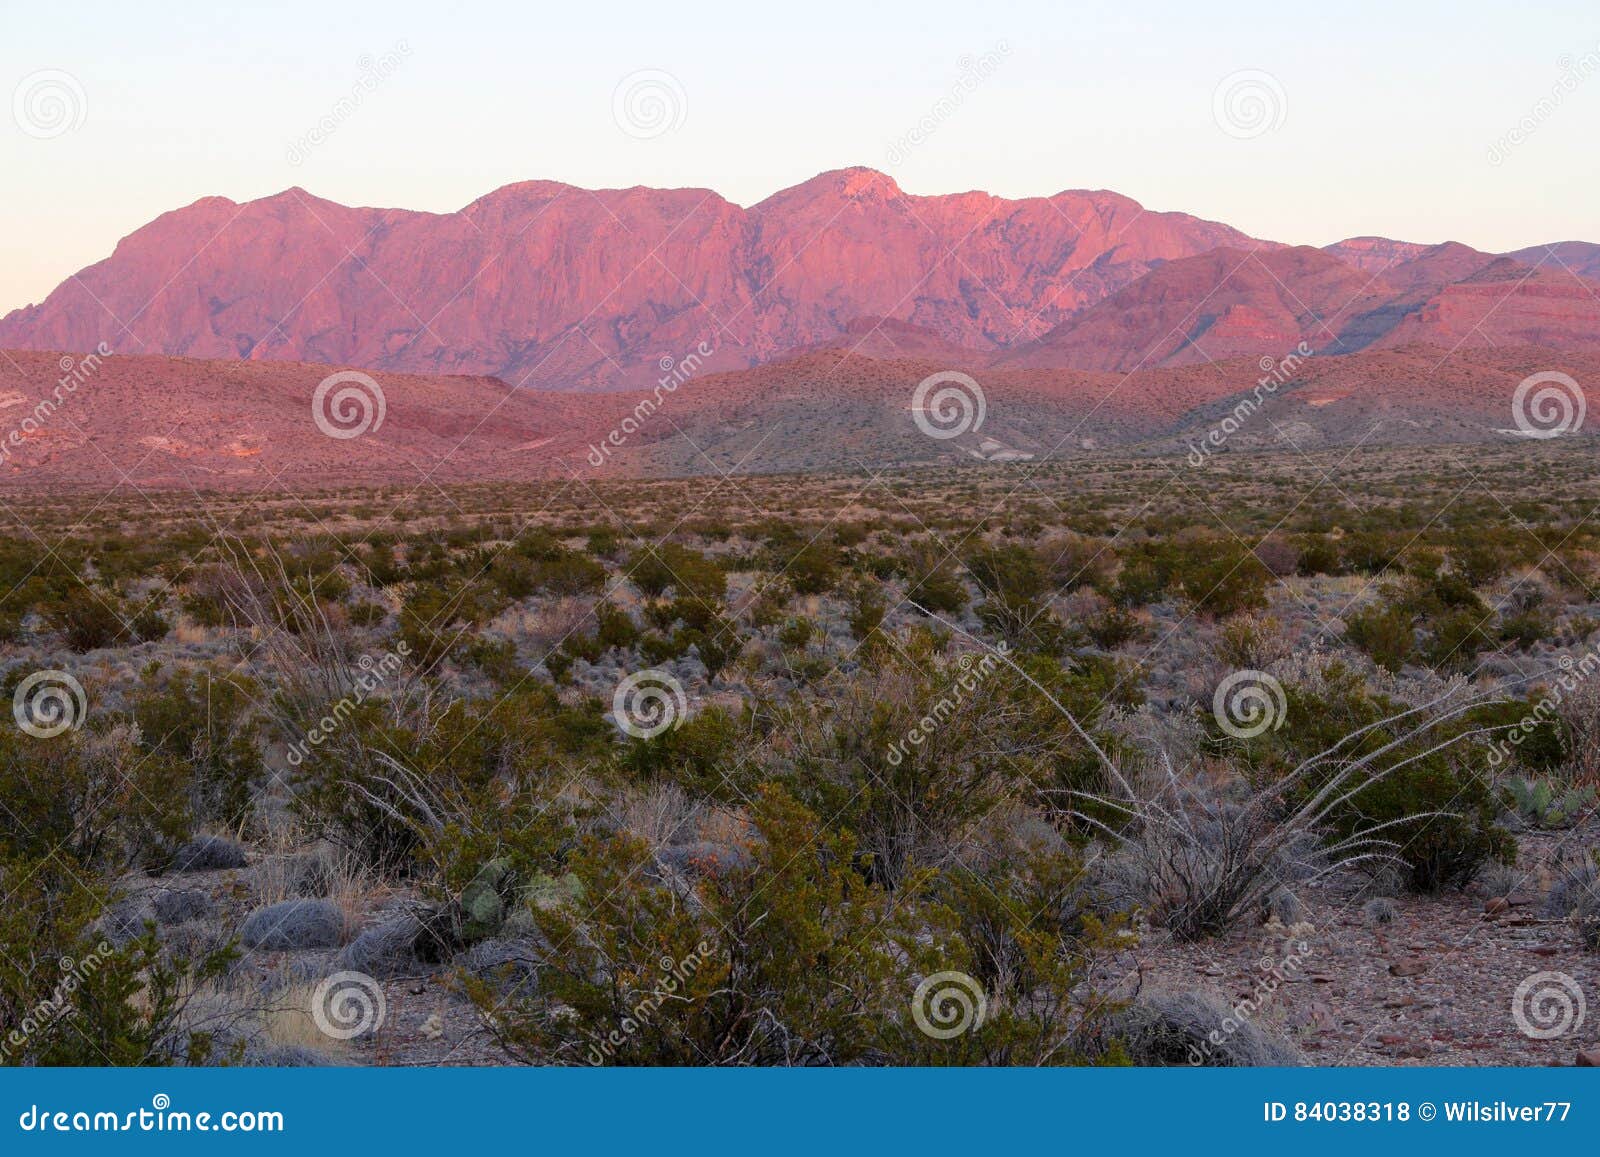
top-left (0, 169), bottom-right (1259, 390)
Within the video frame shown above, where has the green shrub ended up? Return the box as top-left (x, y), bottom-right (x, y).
top-left (1345, 603), bottom-right (1414, 672)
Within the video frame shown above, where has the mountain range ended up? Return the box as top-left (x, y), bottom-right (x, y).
top-left (1, 167), bottom-right (1597, 486)
top-left (7, 167), bottom-right (1599, 391)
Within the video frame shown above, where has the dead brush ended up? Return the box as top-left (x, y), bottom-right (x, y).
top-left (915, 602), bottom-right (1523, 940)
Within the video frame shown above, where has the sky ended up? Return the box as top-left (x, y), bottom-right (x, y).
top-left (2, 0), bottom-right (1597, 313)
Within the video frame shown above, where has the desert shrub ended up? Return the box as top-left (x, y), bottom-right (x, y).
top-left (129, 605), bottom-right (170, 643)
top-left (467, 786), bottom-right (1123, 1066)
top-left (1448, 532), bottom-right (1510, 587)
top-left (904, 837), bottom-right (1130, 1066)
top-left (535, 552), bottom-right (607, 597)
top-left (845, 578), bottom-right (887, 652)
top-left (129, 668), bottom-right (262, 826)
top-left (361, 540), bottom-right (404, 586)
top-left (1476, 695), bottom-right (1567, 774)
top-left (1252, 535), bottom-right (1301, 578)
top-left (778, 639), bottom-right (1013, 886)
top-left (1498, 609), bottom-right (1553, 650)
top-left (1170, 541), bottom-right (1271, 618)
top-left (674, 615), bottom-right (744, 678)
top-left (1038, 531), bottom-right (1113, 592)
top-left (292, 687), bottom-right (602, 878)
top-left (1095, 989), bottom-right (1304, 1067)
top-left (618, 704), bottom-right (755, 801)
top-left (899, 542), bottom-right (968, 616)
top-left (966, 543), bottom-right (1063, 650)
top-left (777, 616), bottom-right (814, 650)
top-left (398, 580), bottom-right (506, 669)
top-left (49, 587), bottom-right (126, 651)
top-left (466, 786), bottom-right (921, 1065)
top-left (1422, 607), bottom-right (1495, 671)
top-left (1340, 531), bottom-right (1403, 574)
top-left (782, 541), bottom-right (842, 596)
top-left (1218, 614), bottom-right (1290, 670)
top-left (1233, 670), bottom-right (1515, 893)
top-left (348, 600), bottom-right (387, 628)
top-left (1084, 602), bottom-right (1141, 649)
top-left (0, 724), bottom-right (191, 874)
top-left (777, 635), bottom-right (1085, 888)
top-left (1555, 675), bottom-right (1600, 782)
top-left (594, 602), bottom-right (639, 650)
top-left (628, 544), bottom-right (724, 613)
top-left (1292, 534), bottom-right (1341, 576)
top-left (1344, 603), bottom-right (1415, 672)
top-left (0, 861), bottom-right (238, 1066)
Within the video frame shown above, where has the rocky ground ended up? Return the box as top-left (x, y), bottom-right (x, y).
top-left (1132, 818), bottom-right (1600, 1067)
top-left (106, 806), bottom-right (1600, 1068)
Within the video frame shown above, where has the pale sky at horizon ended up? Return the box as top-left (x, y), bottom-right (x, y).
top-left (3, 0), bottom-right (1597, 313)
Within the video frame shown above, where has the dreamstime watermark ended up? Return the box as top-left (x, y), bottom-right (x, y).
top-left (1188, 939), bottom-right (1313, 1064)
top-left (17, 1095), bottom-right (284, 1134)
top-left (911, 370), bottom-right (987, 441)
top-left (1500, 370), bottom-right (1587, 440)
top-left (910, 970), bottom-right (987, 1039)
top-left (612, 69), bottom-right (687, 140)
top-left (12, 670), bottom-right (87, 739)
top-left (587, 338), bottom-right (716, 467)
top-left (1511, 970), bottom-right (1586, 1040)
top-left (1, 942), bottom-right (113, 1059)
top-left (284, 644), bottom-right (409, 766)
top-left (285, 42), bottom-right (411, 166)
top-left (312, 370), bottom-right (387, 440)
top-left (885, 42), bottom-right (1011, 166)
top-left (12, 69), bottom-right (86, 139)
top-left (310, 970), bottom-right (386, 1040)
top-left (0, 344), bottom-right (113, 466)
top-left (1485, 646), bottom-right (1600, 770)
top-left (1212, 69), bottom-right (1287, 140)
top-left (612, 668), bottom-right (688, 739)
top-left (586, 942), bottom-right (714, 1064)
top-left (1212, 669), bottom-right (1287, 740)
top-left (886, 646), bottom-right (1007, 766)
top-left (1186, 342), bottom-right (1312, 465)
top-left (1489, 43), bottom-right (1600, 166)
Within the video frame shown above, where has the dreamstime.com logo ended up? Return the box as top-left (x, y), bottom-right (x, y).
top-left (1186, 342), bottom-right (1312, 464)
top-left (587, 943), bottom-right (715, 1064)
top-left (1485, 646), bottom-right (1600, 769)
top-left (1212, 69), bottom-right (1286, 139)
top-left (286, 41), bottom-right (411, 166)
top-left (12, 670), bottom-right (87, 739)
top-left (911, 971), bottom-right (987, 1039)
top-left (310, 970), bottom-right (386, 1040)
top-left (887, 646), bottom-right (1007, 766)
top-left (12, 69), bottom-right (86, 139)
top-left (1212, 669), bottom-right (1287, 739)
top-left (884, 42), bottom-right (1011, 166)
top-left (1511, 970), bottom-right (1586, 1040)
top-left (911, 371), bottom-right (986, 440)
top-left (587, 339), bottom-right (716, 467)
top-left (2, 942), bottom-right (114, 1059)
top-left (17, 1094), bottom-right (283, 1134)
top-left (313, 370), bottom-right (387, 439)
top-left (612, 69), bottom-right (687, 140)
top-left (1506, 371), bottom-right (1586, 440)
top-left (1189, 939), bottom-right (1313, 1065)
top-left (613, 668), bottom-right (688, 739)
top-left (284, 644), bottom-right (410, 766)
top-left (1488, 43), bottom-right (1600, 166)
top-left (0, 344), bottom-right (113, 466)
